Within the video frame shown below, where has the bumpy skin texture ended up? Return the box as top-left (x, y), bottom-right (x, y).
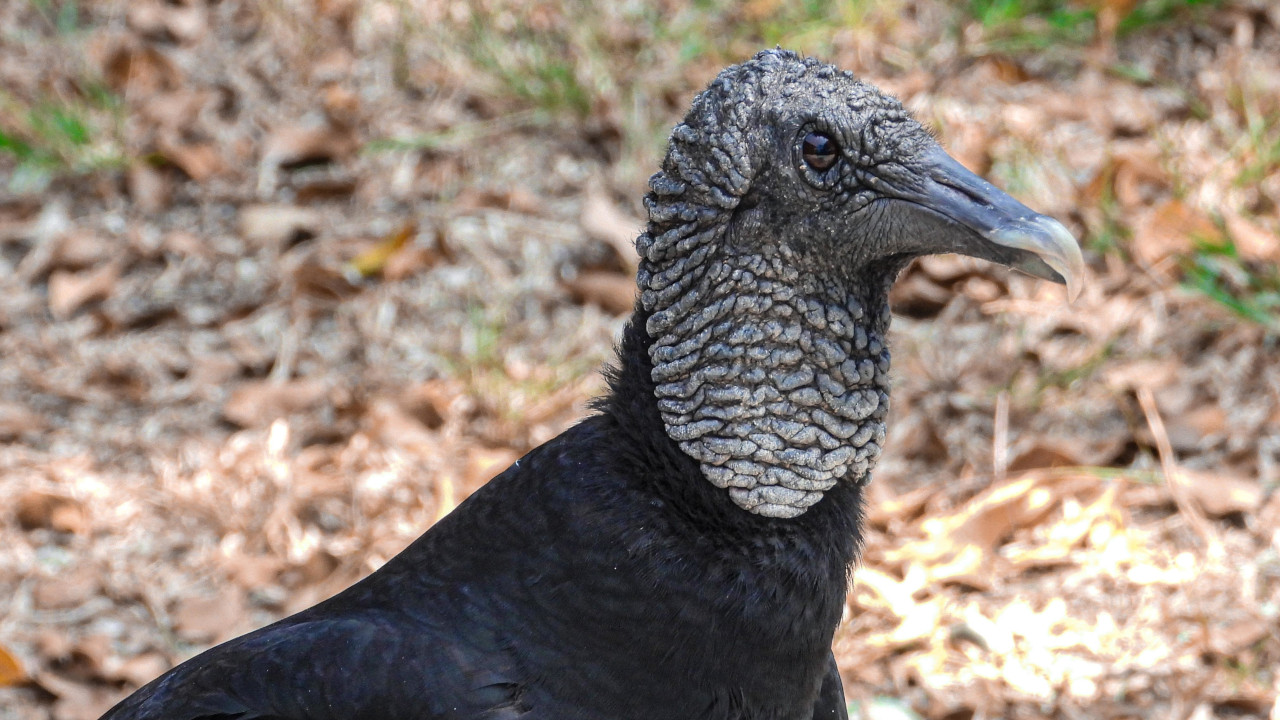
top-left (100, 49), bottom-right (1076, 720)
top-left (640, 52), bottom-right (930, 517)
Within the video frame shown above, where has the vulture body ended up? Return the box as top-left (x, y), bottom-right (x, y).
top-left (101, 50), bottom-right (1081, 720)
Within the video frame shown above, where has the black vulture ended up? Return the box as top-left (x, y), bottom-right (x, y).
top-left (100, 49), bottom-right (1082, 720)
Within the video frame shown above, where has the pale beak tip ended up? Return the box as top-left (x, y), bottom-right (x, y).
top-left (987, 215), bottom-right (1084, 304)
top-left (1040, 216), bottom-right (1085, 303)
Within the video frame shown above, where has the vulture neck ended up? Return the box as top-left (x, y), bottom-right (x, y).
top-left (633, 218), bottom-right (895, 519)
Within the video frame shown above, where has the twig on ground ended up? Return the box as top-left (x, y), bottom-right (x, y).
top-left (1136, 386), bottom-right (1221, 558)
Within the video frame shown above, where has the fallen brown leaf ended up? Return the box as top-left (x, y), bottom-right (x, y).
top-left (108, 653), bottom-right (170, 688)
top-left (15, 491), bottom-right (86, 533)
top-left (1178, 467), bottom-right (1261, 518)
top-left (156, 135), bottom-right (225, 182)
top-left (0, 402), bottom-right (46, 440)
top-left (33, 566), bottom-right (99, 610)
top-left (886, 474), bottom-right (1101, 587)
top-left (1223, 209), bottom-right (1280, 264)
top-left (1131, 199), bottom-right (1220, 274)
top-left (580, 185), bottom-right (642, 273)
top-left (97, 42), bottom-right (181, 96)
top-left (465, 446), bottom-right (522, 495)
top-left (562, 270), bottom-right (635, 315)
top-left (172, 587), bottom-right (248, 644)
top-left (1006, 442), bottom-right (1085, 473)
top-left (126, 162), bottom-right (172, 214)
top-left (289, 257), bottom-right (361, 304)
top-left (238, 204), bottom-right (323, 250)
top-left (222, 379), bottom-right (331, 428)
top-left (48, 262), bottom-right (120, 319)
top-left (346, 223), bottom-right (415, 278)
top-left (888, 269), bottom-right (952, 318)
top-left (0, 642), bottom-right (24, 687)
top-left (36, 670), bottom-right (123, 720)
top-left (452, 187), bottom-right (543, 215)
top-left (1207, 617), bottom-right (1270, 656)
top-left (140, 89), bottom-right (212, 132)
top-left (63, 636), bottom-right (114, 683)
top-left (365, 397), bottom-right (436, 452)
top-left (127, 0), bottom-right (206, 42)
top-left (1101, 358), bottom-right (1179, 393)
top-left (261, 121), bottom-right (357, 170)
top-left (382, 243), bottom-right (441, 281)
top-left (1108, 142), bottom-right (1170, 211)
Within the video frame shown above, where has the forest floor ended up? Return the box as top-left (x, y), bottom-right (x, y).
top-left (1, 1), bottom-right (1279, 718)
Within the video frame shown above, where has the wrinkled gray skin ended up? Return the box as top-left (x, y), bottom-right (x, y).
top-left (639, 50), bottom-right (1081, 518)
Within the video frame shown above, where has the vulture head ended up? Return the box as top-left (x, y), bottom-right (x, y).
top-left (637, 49), bottom-right (1083, 519)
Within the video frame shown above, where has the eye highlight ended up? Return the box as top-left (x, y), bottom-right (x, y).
top-left (801, 132), bottom-right (839, 171)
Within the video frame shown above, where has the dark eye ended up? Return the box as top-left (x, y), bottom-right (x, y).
top-left (801, 132), bottom-right (838, 171)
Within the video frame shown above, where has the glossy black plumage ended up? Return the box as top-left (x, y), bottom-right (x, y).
top-left (102, 314), bottom-right (858, 720)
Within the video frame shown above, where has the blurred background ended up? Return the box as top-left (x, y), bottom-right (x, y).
top-left (1, 0), bottom-right (1278, 718)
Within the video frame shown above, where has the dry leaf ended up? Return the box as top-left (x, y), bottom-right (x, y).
top-left (48, 262), bottom-right (120, 319)
top-left (1007, 443), bottom-right (1085, 473)
top-left (889, 270), bottom-right (952, 318)
top-left (398, 381), bottom-right (455, 430)
top-left (580, 185), bottom-right (642, 273)
top-left (465, 446), bottom-right (521, 494)
top-left (1116, 150), bottom-right (1168, 209)
top-left (33, 566), bottom-right (99, 610)
top-left (382, 243), bottom-right (441, 281)
top-left (156, 135), bottom-right (224, 182)
top-left (0, 402), bottom-right (46, 440)
top-left (867, 482), bottom-right (936, 528)
top-left (35, 670), bottom-right (123, 720)
top-left (172, 587), bottom-right (248, 644)
top-left (98, 42), bottom-right (181, 96)
top-left (162, 230), bottom-right (210, 258)
top-left (126, 162), bottom-right (172, 214)
top-left (56, 232), bottom-right (117, 272)
top-left (1007, 484), bottom-right (1121, 569)
top-left (0, 643), bottom-right (25, 687)
top-left (1223, 210), bottom-right (1280, 263)
top-left (562, 270), bottom-right (635, 315)
top-left (1207, 618), bottom-right (1269, 656)
top-left (1164, 403), bottom-right (1227, 450)
top-left (222, 379), bottom-right (330, 428)
top-left (365, 398), bottom-right (436, 452)
top-left (109, 653), bottom-right (170, 688)
top-left (126, 0), bottom-right (206, 42)
top-left (946, 119), bottom-right (994, 176)
top-left (141, 90), bottom-right (212, 131)
top-left (1101, 358), bottom-right (1179, 393)
top-left (322, 86), bottom-right (360, 126)
top-left (1177, 467), bottom-right (1261, 518)
top-left (63, 636), bottom-right (113, 683)
top-left (312, 49), bottom-right (355, 84)
top-left (239, 204), bottom-right (323, 249)
top-left (16, 491), bottom-right (86, 533)
top-left (452, 187), bottom-right (542, 214)
top-left (261, 121), bottom-right (356, 170)
top-left (1132, 199), bottom-right (1220, 271)
top-left (887, 474), bottom-right (1100, 586)
top-left (290, 257), bottom-right (361, 304)
top-left (346, 223), bottom-right (415, 278)
top-left (223, 551), bottom-right (285, 592)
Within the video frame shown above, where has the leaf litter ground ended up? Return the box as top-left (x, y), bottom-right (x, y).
top-left (1, 1), bottom-right (1278, 719)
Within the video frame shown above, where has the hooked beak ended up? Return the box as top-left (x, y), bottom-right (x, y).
top-left (899, 146), bottom-right (1084, 301)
